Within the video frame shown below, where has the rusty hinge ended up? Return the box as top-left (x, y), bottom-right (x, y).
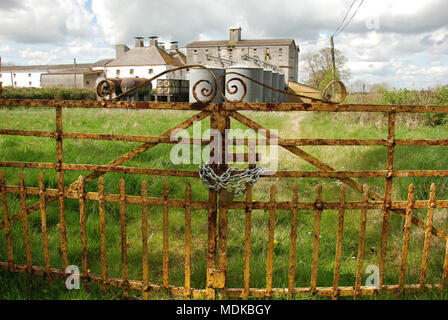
top-left (207, 268), bottom-right (226, 289)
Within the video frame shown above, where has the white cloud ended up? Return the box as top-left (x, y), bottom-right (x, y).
top-left (0, 0), bottom-right (447, 88)
top-left (0, 0), bottom-right (93, 44)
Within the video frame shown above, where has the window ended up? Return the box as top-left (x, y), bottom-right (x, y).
top-left (265, 48), bottom-right (271, 62)
top-left (116, 69), bottom-right (120, 77)
top-left (148, 69), bottom-right (153, 74)
top-left (130, 69), bottom-right (134, 75)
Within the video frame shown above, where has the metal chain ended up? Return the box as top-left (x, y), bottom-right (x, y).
top-left (199, 162), bottom-right (265, 197)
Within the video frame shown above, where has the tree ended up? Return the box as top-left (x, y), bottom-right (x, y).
top-left (302, 47), bottom-right (351, 88)
top-left (370, 82), bottom-right (390, 93)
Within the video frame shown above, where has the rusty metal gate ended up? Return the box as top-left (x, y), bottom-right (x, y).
top-left (1, 68), bottom-right (448, 300)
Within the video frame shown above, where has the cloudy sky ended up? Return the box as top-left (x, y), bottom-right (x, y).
top-left (0, 0), bottom-right (447, 89)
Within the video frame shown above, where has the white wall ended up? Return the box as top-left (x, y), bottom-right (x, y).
top-left (0, 72), bottom-right (43, 87)
top-left (105, 65), bottom-right (187, 89)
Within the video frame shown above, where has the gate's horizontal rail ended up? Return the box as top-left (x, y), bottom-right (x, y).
top-left (2, 98), bottom-right (448, 113)
top-left (3, 183), bottom-right (448, 211)
top-left (0, 262), bottom-right (445, 299)
top-left (2, 161), bottom-right (448, 180)
top-left (2, 129), bottom-right (448, 147)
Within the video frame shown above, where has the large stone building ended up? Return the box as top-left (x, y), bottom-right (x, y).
top-left (186, 27), bottom-right (300, 83)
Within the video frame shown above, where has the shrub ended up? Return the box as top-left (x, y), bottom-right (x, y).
top-left (1, 87), bottom-right (96, 100)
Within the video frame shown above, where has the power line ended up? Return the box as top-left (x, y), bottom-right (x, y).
top-left (335, 0), bottom-right (365, 36)
top-left (334, 0), bottom-right (357, 36)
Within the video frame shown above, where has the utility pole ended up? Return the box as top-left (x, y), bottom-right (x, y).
top-left (330, 36), bottom-right (336, 97)
top-left (330, 36), bottom-right (336, 80)
top-left (74, 58), bottom-right (77, 89)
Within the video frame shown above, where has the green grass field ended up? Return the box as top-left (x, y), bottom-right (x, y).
top-left (0, 106), bottom-right (448, 300)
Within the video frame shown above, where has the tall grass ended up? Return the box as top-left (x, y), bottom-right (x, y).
top-left (0, 107), bottom-right (448, 300)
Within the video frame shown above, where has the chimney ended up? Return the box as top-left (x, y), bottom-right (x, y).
top-left (134, 36), bottom-right (144, 48)
top-left (149, 36), bottom-right (159, 47)
top-left (229, 27), bottom-right (242, 42)
top-left (169, 41), bottom-right (179, 54)
top-left (116, 44), bottom-right (129, 58)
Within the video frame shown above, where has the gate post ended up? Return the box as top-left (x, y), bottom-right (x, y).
top-left (206, 103), bottom-right (230, 299)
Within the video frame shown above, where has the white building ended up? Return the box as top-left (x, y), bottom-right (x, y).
top-left (0, 64), bottom-right (92, 88)
top-left (102, 37), bottom-right (187, 89)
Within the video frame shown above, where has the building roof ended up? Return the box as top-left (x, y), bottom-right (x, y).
top-left (0, 63), bottom-right (92, 73)
top-left (106, 46), bottom-right (184, 67)
top-left (170, 50), bottom-right (187, 64)
top-left (93, 59), bottom-right (113, 67)
top-left (186, 39), bottom-right (296, 48)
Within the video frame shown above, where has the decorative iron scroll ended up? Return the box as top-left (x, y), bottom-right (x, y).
top-left (97, 65), bottom-right (218, 103)
top-left (96, 64), bottom-right (346, 104)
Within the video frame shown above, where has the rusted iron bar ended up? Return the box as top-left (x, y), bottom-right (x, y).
top-left (3, 98), bottom-right (448, 113)
top-left (119, 179), bottom-right (129, 298)
top-left (0, 162), bottom-right (200, 177)
top-left (443, 241), bottom-right (448, 288)
top-left (1, 258), bottom-right (448, 299)
top-left (19, 172), bottom-right (33, 277)
top-left (399, 184), bottom-right (415, 296)
top-left (332, 185), bottom-right (346, 300)
top-left (379, 112), bottom-right (396, 288)
top-left (55, 106), bottom-right (68, 271)
top-left (228, 110), bottom-right (448, 242)
top-left (288, 185), bottom-right (299, 297)
top-left (310, 185), bottom-right (323, 294)
top-left (242, 185), bottom-right (253, 299)
top-left (3, 128), bottom-right (448, 147)
top-left (78, 175), bottom-right (89, 289)
top-left (141, 181), bottom-right (149, 300)
top-left (420, 184), bottom-right (436, 290)
top-left (162, 182), bottom-right (170, 290)
top-left (5, 161), bottom-right (448, 181)
top-left (4, 182), bottom-right (448, 212)
top-left (98, 177), bottom-right (108, 293)
top-left (206, 188), bottom-right (217, 300)
top-left (205, 105), bottom-right (228, 300)
top-left (0, 129), bottom-right (56, 138)
top-left (217, 191), bottom-right (229, 298)
top-left (226, 102), bottom-right (448, 113)
top-left (38, 173), bottom-right (51, 282)
top-left (354, 185), bottom-right (369, 300)
top-left (184, 184), bottom-right (192, 298)
top-left (0, 171), bottom-right (14, 271)
top-left (265, 185), bottom-right (277, 298)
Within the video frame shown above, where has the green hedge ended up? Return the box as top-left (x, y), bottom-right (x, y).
top-left (381, 86), bottom-right (448, 126)
top-left (1, 87), bottom-right (97, 100)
